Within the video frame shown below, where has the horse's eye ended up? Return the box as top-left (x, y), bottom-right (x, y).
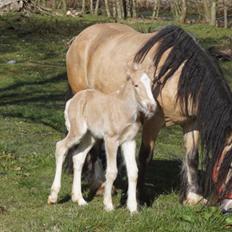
top-left (134, 84), bottom-right (138, 87)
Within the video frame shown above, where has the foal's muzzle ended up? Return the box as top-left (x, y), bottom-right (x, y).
top-left (143, 102), bottom-right (156, 118)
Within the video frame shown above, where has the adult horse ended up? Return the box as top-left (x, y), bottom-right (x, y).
top-left (66, 23), bottom-right (232, 212)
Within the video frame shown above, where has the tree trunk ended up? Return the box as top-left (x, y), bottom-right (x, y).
top-left (104, 0), bottom-right (111, 17)
top-left (152, 0), bottom-right (160, 19)
top-left (81, 0), bottom-right (85, 13)
top-left (121, 0), bottom-right (125, 18)
top-left (90, 0), bottom-right (93, 14)
top-left (131, 0), bottom-right (136, 18)
top-left (116, 0), bottom-right (122, 19)
top-left (125, 0), bottom-right (131, 18)
top-left (112, 0), bottom-right (117, 18)
top-left (210, 0), bottom-right (217, 26)
top-left (223, 0), bottom-right (228, 28)
top-left (94, 0), bottom-right (100, 15)
top-left (180, 0), bottom-right (187, 23)
top-left (203, 0), bottom-right (211, 23)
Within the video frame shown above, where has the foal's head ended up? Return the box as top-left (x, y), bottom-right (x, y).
top-left (127, 63), bottom-right (157, 117)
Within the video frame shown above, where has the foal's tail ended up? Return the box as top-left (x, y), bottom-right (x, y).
top-left (64, 83), bottom-right (75, 174)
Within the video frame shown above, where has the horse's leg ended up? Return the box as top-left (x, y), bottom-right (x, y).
top-left (48, 135), bottom-right (79, 204)
top-left (72, 134), bottom-right (96, 205)
top-left (121, 140), bottom-right (138, 213)
top-left (103, 137), bottom-right (119, 211)
top-left (181, 123), bottom-right (206, 205)
top-left (137, 113), bottom-right (164, 203)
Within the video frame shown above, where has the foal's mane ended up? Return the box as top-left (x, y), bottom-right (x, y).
top-left (134, 25), bottom-right (232, 197)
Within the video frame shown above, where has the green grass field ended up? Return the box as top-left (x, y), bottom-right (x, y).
top-left (0, 14), bottom-right (232, 231)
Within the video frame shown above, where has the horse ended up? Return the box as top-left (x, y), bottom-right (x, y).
top-left (48, 64), bottom-right (157, 213)
top-left (66, 23), bottom-right (232, 212)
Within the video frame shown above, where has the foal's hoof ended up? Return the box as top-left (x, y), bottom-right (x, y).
top-left (129, 208), bottom-right (138, 214)
top-left (183, 192), bottom-right (207, 206)
top-left (47, 195), bottom-right (57, 205)
top-left (72, 197), bottom-right (88, 206)
top-left (220, 199), bottom-right (232, 214)
top-left (78, 199), bottom-right (88, 206)
top-left (128, 203), bottom-right (138, 214)
top-left (104, 204), bottom-right (114, 212)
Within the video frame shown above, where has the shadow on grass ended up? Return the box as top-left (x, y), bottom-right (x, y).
top-left (57, 159), bottom-right (181, 207)
top-left (0, 72), bottom-right (68, 132)
top-left (141, 159), bottom-right (181, 206)
top-left (116, 159), bottom-right (181, 207)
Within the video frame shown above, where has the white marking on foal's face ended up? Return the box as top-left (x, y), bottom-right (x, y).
top-left (137, 73), bottom-right (157, 117)
top-left (140, 73), bottom-right (155, 103)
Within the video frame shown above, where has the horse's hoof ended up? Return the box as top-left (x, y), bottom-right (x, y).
top-left (220, 199), bottom-right (232, 214)
top-left (222, 209), bottom-right (232, 215)
top-left (47, 195), bottom-right (57, 204)
top-left (183, 192), bottom-right (207, 206)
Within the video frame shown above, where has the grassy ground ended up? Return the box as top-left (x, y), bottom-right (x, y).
top-left (0, 14), bottom-right (232, 231)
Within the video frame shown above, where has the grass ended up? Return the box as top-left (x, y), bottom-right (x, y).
top-left (0, 13), bottom-right (232, 231)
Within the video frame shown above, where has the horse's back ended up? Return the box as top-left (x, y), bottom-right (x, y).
top-left (66, 23), bottom-right (148, 94)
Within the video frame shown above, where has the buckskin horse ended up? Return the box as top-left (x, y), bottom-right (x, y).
top-left (65, 23), bottom-right (232, 213)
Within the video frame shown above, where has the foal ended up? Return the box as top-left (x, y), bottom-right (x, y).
top-left (48, 64), bottom-right (157, 213)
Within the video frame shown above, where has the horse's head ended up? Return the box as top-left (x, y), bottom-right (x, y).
top-left (126, 63), bottom-right (157, 117)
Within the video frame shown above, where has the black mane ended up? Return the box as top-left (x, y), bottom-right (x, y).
top-left (134, 25), bottom-right (232, 198)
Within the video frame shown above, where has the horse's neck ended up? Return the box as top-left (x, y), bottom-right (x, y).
top-left (117, 82), bottom-right (138, 114)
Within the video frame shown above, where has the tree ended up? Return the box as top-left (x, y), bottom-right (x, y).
top-left (152, 0), bottom-right (160, 19)
top-left (125, 0), bottom-right (131, 18)
top-left (90, 0), bottom-right (93, 14)
top-left (223, 0), bottom-right (228, 28)
top-left (203, 0), bottom-right (211, 23)
top-left (116, 0), bottom-right (122, 19)
top-left (81, 0), bottom-right (85, 13)
top-left (131, 0), bottom-right (136, 18)
top-left (170, 0), bottom-right (187, 23)
top-left (180, 0), bottom-right (187, 23)
top-left (104, 0), bottom-right (111, 17)
top-left (94, 0), bottom-right (100, 15)
top-left (210, 0), bottom-right (217, 26)
top-left (203, 0), bottom-right (217, 26)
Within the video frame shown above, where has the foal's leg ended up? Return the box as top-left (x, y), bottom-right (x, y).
top-left (181, 123), bottom-right (206, 205)
top-left (121, 140), bottom-right (138, 213)
top-left (48, 136), bottom-right (78, 204)
top-left (72, 134), bottom-right (96, 205)
top-left (137, 113), bottom-right (164, 203)
top-left (103, 137), bottom-right (119, 211)
top-left (48, 121), bottom-right (87, 204)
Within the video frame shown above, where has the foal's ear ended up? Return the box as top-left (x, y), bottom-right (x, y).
top-left (126, 61), bottom-right (139, 71)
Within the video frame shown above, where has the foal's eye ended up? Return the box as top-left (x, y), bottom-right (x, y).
top-left (134, 84), bottom-right (138, 87)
